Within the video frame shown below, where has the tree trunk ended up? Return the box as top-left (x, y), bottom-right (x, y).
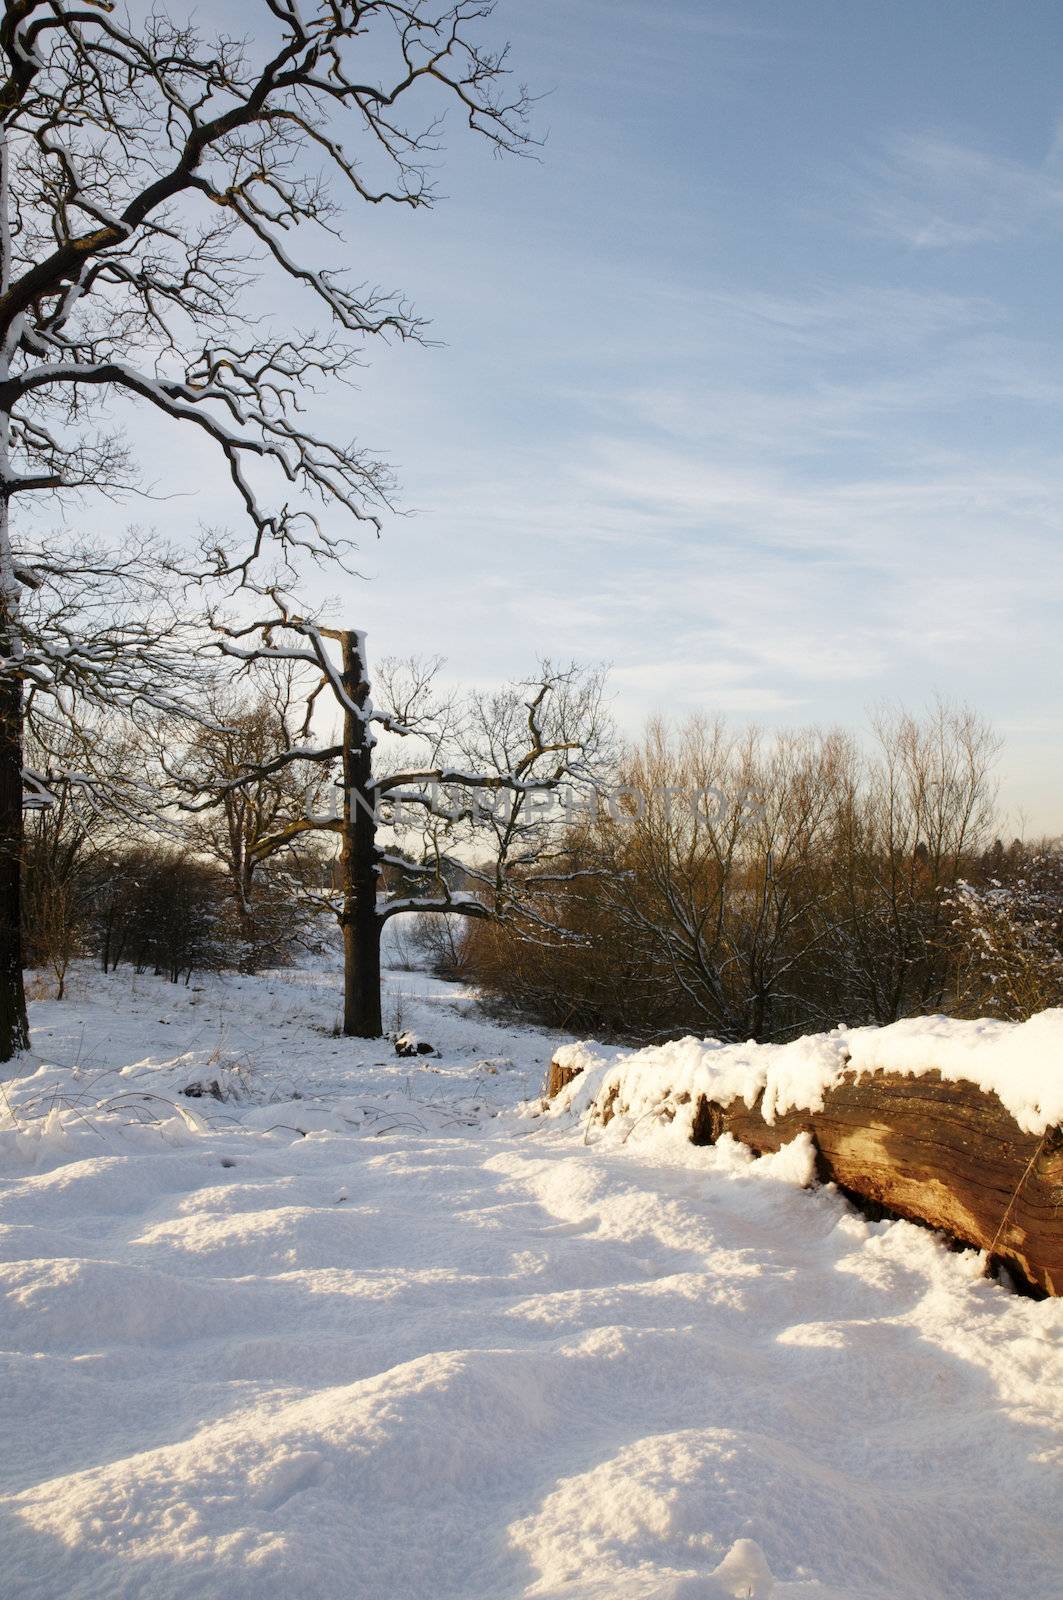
top-left (339, 630), bottom-right (383, 1037)
top-left (0, 135), bottom-right (28, 1062)
top-left (342, 900), bottom-right (382, 1039)
top-left (0, 652), bottom-right (28, 1059)
top-left (687, 1071), bottom-right (1063, 1297)
top-left (235, 863), bottom-right (258, 971)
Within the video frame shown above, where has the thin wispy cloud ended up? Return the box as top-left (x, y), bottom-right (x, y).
top-left (856, 132), bottom-right (1063, 247)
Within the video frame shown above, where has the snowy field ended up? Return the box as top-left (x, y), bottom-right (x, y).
top-left (1, 959), bottom-right (1061, 1600)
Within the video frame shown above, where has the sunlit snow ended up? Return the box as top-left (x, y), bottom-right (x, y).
top-left (0, 956), bottom-right (1060, 1598)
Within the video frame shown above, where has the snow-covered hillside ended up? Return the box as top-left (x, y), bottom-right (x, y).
top-left (1, 962), bottom-right (1061, 1599)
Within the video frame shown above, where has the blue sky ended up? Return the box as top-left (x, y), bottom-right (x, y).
top-left (154, 3), bottom-right (1063, 828)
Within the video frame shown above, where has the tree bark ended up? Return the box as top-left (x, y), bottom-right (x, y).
top-left (339, 630), bottom-right (383, 1037)
top-left (688, 1070), bottom-right (1063, 1297)
top-left (0, 133), bottom-right (28, 1062)
top-left (0, 651), bottom-right (28, 1059)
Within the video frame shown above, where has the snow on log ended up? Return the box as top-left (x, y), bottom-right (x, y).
top-left (545, 1012), bottom-right (1063, 1296)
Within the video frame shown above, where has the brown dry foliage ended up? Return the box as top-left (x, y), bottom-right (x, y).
top-left (461, 704), bottom-right (1021, 1043)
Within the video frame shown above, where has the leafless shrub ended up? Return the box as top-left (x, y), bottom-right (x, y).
top-left (948, 843), bottom-right (1063, 1020)
top-left (409, 913), bottom-right (469, 980)
top-left (464, 704), bottom-right (1005, 1043)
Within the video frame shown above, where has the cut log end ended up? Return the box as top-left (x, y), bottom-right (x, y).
top-left (546, 1057), bottom-right (583, 1099)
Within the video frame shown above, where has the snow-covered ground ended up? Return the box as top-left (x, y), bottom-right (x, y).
top-left (1, 959), bottom-right (1061, 1599)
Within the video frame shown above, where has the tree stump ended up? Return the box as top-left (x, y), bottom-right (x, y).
top-left (546, 1057), bottom-right (584, 1099)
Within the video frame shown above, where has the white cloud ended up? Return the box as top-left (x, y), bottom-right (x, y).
top-left (855, 132), bottom-right (1063, 248)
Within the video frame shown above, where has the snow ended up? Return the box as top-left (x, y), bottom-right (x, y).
top-left (548, 1008), bottom-right (1063, 1137)
top-left (1, 959), bottom-right (1061, 1598)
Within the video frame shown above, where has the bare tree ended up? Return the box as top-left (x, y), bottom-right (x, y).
top-left (1, 533), bottom-right (208, 1049)
top-left (160, 663), bottom-right (332, 965)
top-left (93, 844), bottom-right (230, 985)
top-left (825, 703), bottom-right (1000, 1023)
top-left (592, 719), bottom-right (847, 1042)
top-left (464, 705), bottom-right (1002, 1044)
top-left (213, 615), bottom-right (607, 1036)
top-left (22, 770), bottom-right (91, 998)
top-left (0, 0), bottom-right (530, 1056)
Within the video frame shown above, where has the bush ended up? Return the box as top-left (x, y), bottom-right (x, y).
top-left (461, 706), bottom-right (1009, 1043)
top-left (95, 847), bottom-right (231, 983)
top-left (949, 845), bottom-right (1063, 1020)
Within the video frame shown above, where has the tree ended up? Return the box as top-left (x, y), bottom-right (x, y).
top-left (463, 705), bottom-right (1002, 1044)
top-left (161, 664), bottom-right (332, 967)
top-left (0, 0), bottom-right (529, 1057)
top-left (0, 532), bottom-right (206, 1050)
top-left (823, 703), bottom-right (999, 1024)
top-left (214, 615), bottom-right (607, 1036)
top-left (22, 776), bottom-right (83, 999)
top-left (92, 845), bottom-right (230, 984)
top-left (529, 718), bottom-right (848, 1043)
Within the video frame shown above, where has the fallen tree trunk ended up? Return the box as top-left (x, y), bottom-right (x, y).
top-left (551, 1059), bottom-right (1063, 1296)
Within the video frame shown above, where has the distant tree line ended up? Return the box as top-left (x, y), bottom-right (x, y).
top-left (19, 683), bottom-right (1063, 1041)
top-left (22, 788), bottom-right (330, 994)
top-left (446, 705), bottom-right (1063, 1041)
top-left (18, 645), bottom-right (607, 1008)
